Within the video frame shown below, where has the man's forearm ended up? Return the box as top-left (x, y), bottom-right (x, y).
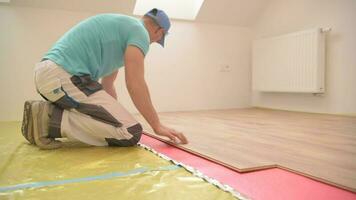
top-left (103, 85), bottom-right (118, 100)
top-left (126, 79), bottom-right (160, 131)
top-left (101, 70), bottom-right (119, 100)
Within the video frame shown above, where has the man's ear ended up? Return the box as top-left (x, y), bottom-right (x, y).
top-left (159, 28), bottom-right (165, 36)
top-left (154, 27), bottom-right (163, 34)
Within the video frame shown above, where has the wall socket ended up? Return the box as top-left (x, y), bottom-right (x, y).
top-left (220, 64), bottom-right (231, 72)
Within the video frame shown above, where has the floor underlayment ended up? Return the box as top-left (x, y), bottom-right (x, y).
top-left (1, 122), bottom-right (356, 200)
top-left (135, 108), bottom-right (356, 192)
top-left (0, 122), bottom-right (245, 200)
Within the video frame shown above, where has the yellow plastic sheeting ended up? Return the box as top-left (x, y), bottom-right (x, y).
top-left (0, 122), bottom-right (237, 200)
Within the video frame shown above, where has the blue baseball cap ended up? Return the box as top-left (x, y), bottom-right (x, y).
top-left (144, 8), bottom-right (171, 47)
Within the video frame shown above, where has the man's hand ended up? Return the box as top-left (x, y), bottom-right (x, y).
top-left (124, 46), bottom-right (188, 145)
top-left (154, 124), bottom-right (188, 144)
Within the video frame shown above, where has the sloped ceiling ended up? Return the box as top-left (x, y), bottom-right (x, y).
top-left (2, 0), bottom-right (270, 27)
top-left (196, 0), bottom-right (270, 26)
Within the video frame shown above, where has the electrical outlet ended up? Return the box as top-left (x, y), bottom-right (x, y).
top-left (220, 64), bottom-right (231, 72)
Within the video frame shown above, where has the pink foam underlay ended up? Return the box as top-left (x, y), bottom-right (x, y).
top-left (140, 134), bottom-right (356, 200)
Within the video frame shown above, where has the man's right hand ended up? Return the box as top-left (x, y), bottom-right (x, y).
top-left (154, 124), bottom-right (188, 144)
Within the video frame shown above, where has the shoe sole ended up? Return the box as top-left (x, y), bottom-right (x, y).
top-left (21, 101), bottom-right (36, 144)
top-left (32, 101), bottom-right (62, 150)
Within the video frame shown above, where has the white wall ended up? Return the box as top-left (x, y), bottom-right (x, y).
top-left (251, 0), bottom-right (356, 115)
top-left (0, 5), bottom-right (252, 121)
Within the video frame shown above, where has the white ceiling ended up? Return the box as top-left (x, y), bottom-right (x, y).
top-left (197, 0), bottom-right (270, 26)
top-left (3, 0), bottom-right (271, 27)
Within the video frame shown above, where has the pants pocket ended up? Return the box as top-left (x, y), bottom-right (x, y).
top-left (36, 77), bottom-right (65, 102)
top-left (70, 75), bottom-right (103, 96)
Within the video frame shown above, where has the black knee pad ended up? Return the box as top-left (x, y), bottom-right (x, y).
top-left (105, 123), bottom-right (143, 147)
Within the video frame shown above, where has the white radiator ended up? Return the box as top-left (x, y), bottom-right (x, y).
top-left (252, 28), bottom-right (326, 93)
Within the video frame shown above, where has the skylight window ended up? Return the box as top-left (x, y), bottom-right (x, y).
top-left (133, 0), bottom-right (205, 20)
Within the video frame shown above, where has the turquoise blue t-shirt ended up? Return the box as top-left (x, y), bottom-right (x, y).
top-left (43, 14), bottom-right (150, 81)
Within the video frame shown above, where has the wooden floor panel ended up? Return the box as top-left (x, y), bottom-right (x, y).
top-left (135, 108), bottom-right (356, 192)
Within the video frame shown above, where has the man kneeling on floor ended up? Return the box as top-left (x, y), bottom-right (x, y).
top-left (21, 8), bottom-right (188, 149)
